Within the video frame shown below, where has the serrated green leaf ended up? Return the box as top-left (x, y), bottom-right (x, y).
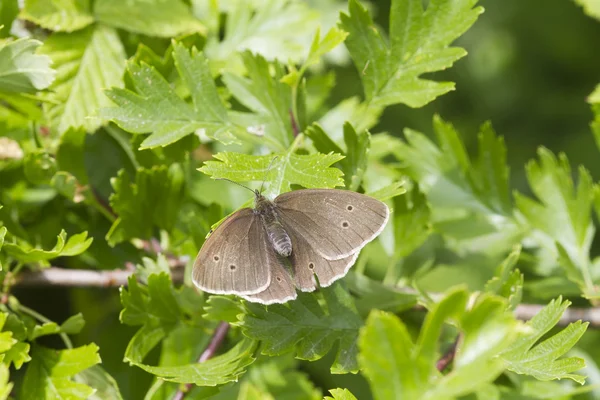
top-left (2, 341), bottom-right (30, 370)
top-left (50, 171), bottom-right (78, 200)
top-left (200, 151), bottom-right (344, 196)
top-left (318, 97), bottom-right (382, 144)
top-left (360, 289), bottom-right (522, 400)
top-left (345, 272), bottom-right (417, 316)
top-left (517, 148), bottom-right (596, 296)
top-left (19, 0), bottom-right (93, 32)
top-left (203, 296), bottom-right (245, 323)
top-left (2, 229), bottom-right (92, 263)
top-left (94, 0), bottom-right (204, 37)
top-left (0, 364), bottom-right (12, 400)
top-left (367, 181), bottom-right (406, 201)
top-left (60, 313), bottom-right (85, 334)
top-left (0, 37), bottom-right (55, 93)
top-left (205, 0), bottom-right (319, 71)
top-left (39, 25), bottom-right (126, 134)
top-left (340, 0), bottom-right (482, 108)
top-left (106, 164), bottom-right (184, 246)
top-left (23, 150), bottom-right (57, 185)
top-left (75, 365), bottom-right (124, 400)
top-left (485, 246), bottom-right (523, 309)
top-left (241, 283), bottom-right (362, 374)
top-left (119, 276), bottom-right (149, 326)
top-left (282, 26), bottom-right (348, 88)
top-left (501, 297), bottom-right (588, 383)
top-left (325, 388), bottom-right (357, 400)
top-left (133, 337), bottom-right (257, 386)
top-left (101, 42), bottom-right (237, 149)
top-left (393, 184), bottom-right (432, 258)
top-left (134, 254), bottom-right (171, 285)
top-left (223, 52), bottom-right (294, 149)
top-left (394, 116), bottom-right (521, 256)
top-left (21, 344), bottom-right (101, 400)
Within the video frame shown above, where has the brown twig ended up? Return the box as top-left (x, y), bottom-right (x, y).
top-left (436, 337), bottom-right (459, 372)
top-left (11, 268), bottom-right (600, 327)
top-left (172, 322), bottom-right (230, 400)
top-left (14, 267), bottom-right (185, 287)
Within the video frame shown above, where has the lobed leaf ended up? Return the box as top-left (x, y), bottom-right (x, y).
top-left (200, 151), bottom-right (344, 196)
top-left (20, 344), bottom-right (101, 400)
top-left (2, 230), bottom-right (92, 263)
top-left (106, 164), bottom-right (184, 246)
top-left (101, 42), bottom-right (236, 149)
top-left (340, 0), bottom-right (482, 108)
top-left (0, 37), bottom-right (55, 93)
top-left (40, 25), bottom-right (126, 134)
top-left (240, 283), bottom-right (362, 374)
top-left (19, 0), bottom-right (93, 32)
top-left (501, 297), bottom-right (588, 383)
top-left (94, 0), bottom-right (204, 37)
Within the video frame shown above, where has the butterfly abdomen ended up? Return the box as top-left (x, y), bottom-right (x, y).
top-left (255, 194), bottom-right (292, 257)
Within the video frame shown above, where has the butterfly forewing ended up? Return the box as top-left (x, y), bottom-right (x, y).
top-left (192, 209), bottom-right (272, 296)
top-left (274, 189), bottom-right (389, 260)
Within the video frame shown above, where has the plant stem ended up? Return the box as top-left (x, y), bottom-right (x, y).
top-left (15, 302), bottom-right (73, 349)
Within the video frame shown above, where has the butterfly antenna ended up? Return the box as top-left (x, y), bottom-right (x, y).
top-left (259, 156), bottom-right (279, 194)
top-left (214, 178), bottom-right (256, 195)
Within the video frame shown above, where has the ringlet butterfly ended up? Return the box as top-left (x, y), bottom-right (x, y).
top-left (192, 180), bottom-right (389, 304)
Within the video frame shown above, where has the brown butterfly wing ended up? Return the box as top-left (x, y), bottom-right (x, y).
top-left (274, 189), bottom-right (389, 260)
top-left (241, 261), bottom-right (297, 304)
top-left (192, 209), bottom-right (273, 296)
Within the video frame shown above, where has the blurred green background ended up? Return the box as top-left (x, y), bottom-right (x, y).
top-left (12, 0), bottom-right (600, 398)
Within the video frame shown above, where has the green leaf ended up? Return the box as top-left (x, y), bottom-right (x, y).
top-left (21, 344), bottom-right (101, 400)
top-left (241, 283), bottom-right (362, 374)
top-left (102, 42), bottom-right (236, 149)
top-left (29, 313), bottom-right (85, 340)
top-left (367, 181), bottom-right (406, 201)
top-left (393, 184), bottom-right (432, 258)
top-left (39, 25), bottom-right (126, 134)
top-left (50, 171), bottom-right (78, 200)
top-left (574, 0), bottom-right (600, 20)
top-left (0, 0), bottom-right (18, 38)
top-left (318, 97), bottom-right (382, 144)
top-left (2, 229), bottom-right (93, 263)
top-left (200, 151), bottom-right (344, 196)
top-left (501, 297), bottom-right (588, 383)
top-left (305, 123), bottom-right (371, 190)
top-left (394, 116), bottom-right (520, 256)
top-left (325, 388), bottom-right (358, 400)
top-left (517, 148), bottom-right (596, 296)
top-left (19, 0), bottom-right (93, 32)
top-left (345, 272), bottom-right (417, 316)
top-left (484, 246), bottom-right (523, 309)
top-left (340, 0), bottom-right (482, 108)
top-left (131, 338), bottom-right (257, 386)
top-left (223, 52), bottom-right (294, 149)
top-left (359, 288), bottom-right (521, 400)
top-left (203, 296), bottom-right (245, 324)
top-left (74, 365), bottom-right (124, 400)
top-left (0, 364), bottom-right (12, 400)
top-left (0, 37), bottom-right (55, 93)
top-left (134, 254), bottom-right (171, 285)
top-left (106, 164), bottom-right (184, 246)
top-left (281, 26), bottom-right (349, 87)
top-left (94, 0), bottom-right (204, 37)
top-left (23, 150), bottom-right (58, 185)
top-left (205, 0), bottom-right (320, 70)
top-left (2, 342), bottom-right (31, 370)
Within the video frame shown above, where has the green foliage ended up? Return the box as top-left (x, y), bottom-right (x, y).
top-left (340, 0), bottom-right (483, 108)
top-left (1, 0), bottom-right (599, 398)
top-left (501, 297), bottom-right (588, 383)
top-left (107, 164), bottom-right (184, 246)
top-left (0, 37), bottom-right (54, 93)
top-left (240, 283), bottom-right (362, 374)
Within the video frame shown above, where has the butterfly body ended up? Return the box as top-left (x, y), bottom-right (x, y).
top-left (254, 192), bottom-right (292, 257)
top-left (192, 188), bottom-right (389, 304)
